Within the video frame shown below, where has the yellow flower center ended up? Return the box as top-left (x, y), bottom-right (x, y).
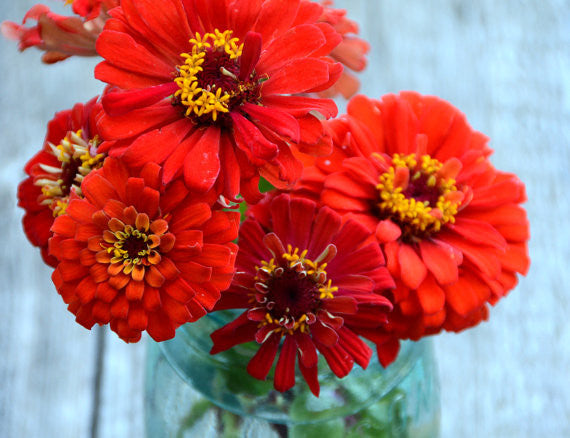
top-left (174, 30), bottom-right (246, 122)
top-left (254, 245), bottom-right (338, 335)
top-left (101, 213), bottom-right (165, 279)
top-left (35, 129), bottom-right (104, 216)
top-left (376, 153), bottom-right (462, 237)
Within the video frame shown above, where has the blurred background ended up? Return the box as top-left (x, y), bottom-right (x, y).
top-left (1, 1), bottom-right (568, 436)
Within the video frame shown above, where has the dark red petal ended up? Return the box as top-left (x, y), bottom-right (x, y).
top-left (323, 296), bottom-right (358, 314)
top-left (317, 343), bottom-right (353, 378)
top-left (294, 331), bottom-right (318, 368)
top-left (338, 328), bottom-right (372, 369)
top-left (210, 312), bottom-right (257, 354)
top-left (298, 359), bottom-right (320, 397)
top-left (377, 338), bottom-right (401, 368)
top-left (310, 321), bottom-right (339, 347)
top-left (274, 336), bottom-right (297, 392)
top-left (246, 333), bottom-right (281, 380)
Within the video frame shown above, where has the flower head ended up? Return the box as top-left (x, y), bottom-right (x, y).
top-left (210, 194), bottom-right (395, 395)
top-left (294, 92), bottom-right (530, 339)
top-left (18, 97), bottom-right (105, 266)
top-left (49, 157), bottom-right (239, 342)
top-left (1, 3), bottom-right (112, 63)
top-left (318, 0), bottom-right (370, 99)
top-left (67, 0), bottom-right (118, 21)
top-left (95, 0), bottom-right (343, 202)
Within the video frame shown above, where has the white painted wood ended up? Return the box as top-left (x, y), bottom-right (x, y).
top-left (96, 331), bottom-right (146, 438)
top-left (1, 1), bottom-right (568, 437)
top-left (0, 2), bottom-right (123, 437)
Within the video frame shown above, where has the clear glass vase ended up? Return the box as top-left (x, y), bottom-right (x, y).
top-left (145, 312), bottom-right (440, 437)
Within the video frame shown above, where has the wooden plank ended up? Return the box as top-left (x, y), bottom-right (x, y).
top-left (0, 2), bottom-right (105, 437)
top-left (1, 1), bottom-right (569, 437)
top-left (96, 331), bottom-right (146, 438)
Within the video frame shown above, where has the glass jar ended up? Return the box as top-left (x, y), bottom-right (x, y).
top-left (145, 312), bottom-right (440, 437)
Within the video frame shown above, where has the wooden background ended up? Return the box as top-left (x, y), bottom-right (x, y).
top-left (1, 1), bottom-right (568, 436)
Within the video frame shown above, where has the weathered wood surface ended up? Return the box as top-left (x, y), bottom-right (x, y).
top-left (0, 1), bottom-right (568, 437)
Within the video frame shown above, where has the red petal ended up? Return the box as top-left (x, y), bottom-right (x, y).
top-left (98, 103), bottom-right (181, 142)
top-left (310, 321), bottom-right (338, 347)
top-left (444, 277), bottom-right (482, 317)
top-left (231, 112), bottom-right (278, 162)
top-left (146, 311), bottom-right (175, 341)
top-left (75, 276), bottom-right (97, 304)
top-left (317, 343), bottom-right (353, 378)
top-left (184, 126), bottom-right (221, 192)
top-left (294, 331), bottom-right (318, 368)
top-left (95, 30), bottom-right (174, 82)
top-left (450, 218), bottom-right (507, 250)
top-left (377, 338), bottom-right (401, 368)
top-left (262, 58), bottom-right (332, 95)
top-left (102, 82), bottom-right (178, 117)
top-left (254, 0), bottom-right (300, 43)
top-left (274, 336), bottom-right (297, 392)
top-left (242, 103), bottom-right (300, 142)
top-left (121, 118), bottom-right (191, 168)
top-left (238, 31), bottom-right (262, 81)
top-left (246, 333), bottom-right (281, 380)
top-left (419, 240), bottom-right (459, 285)
top-left (416, 274), bottom-right (446, 314)
top-left (169, 202), bottom-right (212, 231)
top-left (262, 95), bottom-right (337, 118)
top-left (82, 174), bottom-right (119, 210)
top-left (210, 314), bottom-right (258, 355)
top-left (257, 24), bottom-right (326, 73)
top-left (338, 328), bottom-right (372, 369)
top-left (298, 359), bottom-right (320, 396)
top-left (125, 280), bottom-right (145, 300)
top-left (376, 220), bottom-right (402, 243)
top-left (398, 244), bottom-right (427, 289)
top-left (146, 265), bottom-right (165, 288)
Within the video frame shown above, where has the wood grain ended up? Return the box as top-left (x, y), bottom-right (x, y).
top-left (1, 1), bottom-right (568, 437)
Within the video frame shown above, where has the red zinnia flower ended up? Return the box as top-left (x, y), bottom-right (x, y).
top-left (68, 0), bottom-right (118, 21)
top-left (49, 157), bottom-right (239, 342)
top-left (95, 0), bottom-right (342, 203)
top-left (1, 3), bottom-right (112, 63)
top-left (294, 92), bottom-right (530, 339)
top-left (318, 0), bottom-right (370, 99)
top-left (18, 97), bottom-right (106, 266)
top-left (210, 194), bottom-right (395, 396)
